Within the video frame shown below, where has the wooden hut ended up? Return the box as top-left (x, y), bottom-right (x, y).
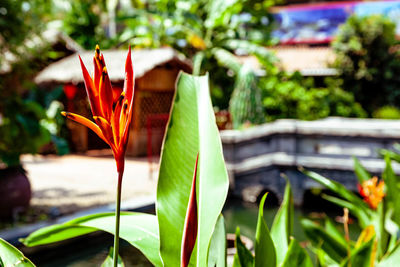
top-left (35, 48), bottom-right (192, 156)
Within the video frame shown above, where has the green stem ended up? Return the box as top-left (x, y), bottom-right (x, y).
top-left (113, 170), bottom-right (123, 267)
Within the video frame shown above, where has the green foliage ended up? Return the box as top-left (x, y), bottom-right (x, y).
top-left (0, 0), bottom-right (51, 61)
top-left (207, 214), bottom-right (227, 267)
top-left (233, 180), bottom-right (311, 267)
top-left (281, 238), bottom-right (313, 267)
top-left (157, 73), bottom-right (229, 266)
top-left (21, 212), bottom-right (162, 266)
top-left (0, 96), bottom-right (51, 167)
top-left (373, 106), bottom-right (400, 119)
top-left (270, 180), bottom-right (294, 265)
top-left (301, 156), bottom-right (400, 265)
top-left (254, 193), bottom-right (276, 267)
top-left (234, 228), bottom-right (254, 267)
top-left (229, 65), bottom-right (264, 129)
top-left (0, 238), bottom-right (35, 267)
top-left (261, 73), bottom-right (366, 122)
top-left (62, 0), bottom-right (111, 49)
top-left (332, 15), bottom-right (400, 115)
top-left (117, 0), bottom-right (278, 109)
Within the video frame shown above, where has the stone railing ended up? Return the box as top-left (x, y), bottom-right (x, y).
top-left (220, 117), bottom-right (400, 205)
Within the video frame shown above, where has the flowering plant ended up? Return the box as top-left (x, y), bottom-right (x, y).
top-left (62, 45), bottom-right (134, 266)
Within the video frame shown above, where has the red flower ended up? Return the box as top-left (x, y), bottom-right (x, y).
top-left (62, 45), bottom-right (134, 173)
top-left (358, 176), bottom-right (385, 210)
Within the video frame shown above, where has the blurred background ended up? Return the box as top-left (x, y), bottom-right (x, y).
top-left (1, 0), bottom-right (400, 265)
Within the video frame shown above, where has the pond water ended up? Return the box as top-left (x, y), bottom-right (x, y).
top-left (26, 200), bottom-right (361, 266)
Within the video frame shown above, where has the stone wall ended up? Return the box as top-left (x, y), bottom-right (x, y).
top-left (220, 117), bottom-right (400, 205)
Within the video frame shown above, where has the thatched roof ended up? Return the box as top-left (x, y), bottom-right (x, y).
top-left (35, 47), bottom-right (191, 85)
top-left (1, 29), bottom-right (83, 74)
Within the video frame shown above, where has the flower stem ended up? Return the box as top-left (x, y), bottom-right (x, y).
top-left (113, 171), bottom-right (123, 267)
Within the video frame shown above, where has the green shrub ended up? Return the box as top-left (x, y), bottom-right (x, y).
top-left (373, 106), bottom-right (400, 119)
top-left (332, 15), bottom-right (400, 115)
top-left (260, 73), bottom-right (366, 121)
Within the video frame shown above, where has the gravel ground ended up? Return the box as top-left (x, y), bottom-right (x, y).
top-left (21, 152), bottom-right (158, 216)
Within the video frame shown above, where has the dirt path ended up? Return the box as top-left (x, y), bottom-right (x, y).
top-left (21, 153), bottom-right (158, 215)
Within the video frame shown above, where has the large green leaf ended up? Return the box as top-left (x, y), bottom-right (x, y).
top-left (255, 193), bottom-right (276, 267)
top-left (0, 238), bottom-right (35, 267)
top-left (234, 227), bottom-right (254, 267)
top-left (281, 238), bottom-right (313, 267)
top-left (301, 218), bottom-right (348, 263)
top-left (156, 72), bottom-right (229, 266)
top-left (353, 157), bottom-right (371, 183)
top-left (21, 212), bottom-right (161, 266)
top-left (207, 214), bottom-right (227, 267)
top-left (270, 180), bottom-right (293, 265)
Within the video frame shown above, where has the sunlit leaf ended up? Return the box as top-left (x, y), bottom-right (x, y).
top-left (270, 180), bottom-right (293, 265)
top-left (378, 241), bottom-right (400, 266)
top-left (207, 214), bottom-right (227, 267)
top-left (255, 193), bottom-right (276, 267)
top-left (0, 238), bottom-right (35, 267)
top-left (157, 72), bottom-right (229, 266)
top-left (21, 212), bottom-right (161, 266)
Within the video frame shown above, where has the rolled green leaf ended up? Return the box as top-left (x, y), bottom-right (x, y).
top-left (255, 193), bottom-right (276, 267)
top-left (271, 180), bottom-right (293, 265)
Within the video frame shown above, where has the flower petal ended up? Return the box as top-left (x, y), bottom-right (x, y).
top-left (121, 46), bottom-right (135, 143)
top-left (79, 55), bottom-right (101, 116)
top-left (61, 111), bottom-right (107, 144)
top-left (93, 115), bottom-right (114, 146)
top-left (99, 67), bottom-right (114, 121)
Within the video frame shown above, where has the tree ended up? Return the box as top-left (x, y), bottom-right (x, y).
top-left (332, 15), bottom-right (400, 115)
top-left (117, 0), bottom-right (279, 109)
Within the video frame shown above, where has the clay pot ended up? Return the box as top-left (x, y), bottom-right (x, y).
top-left (0, 166), bottom-right (31, 219)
